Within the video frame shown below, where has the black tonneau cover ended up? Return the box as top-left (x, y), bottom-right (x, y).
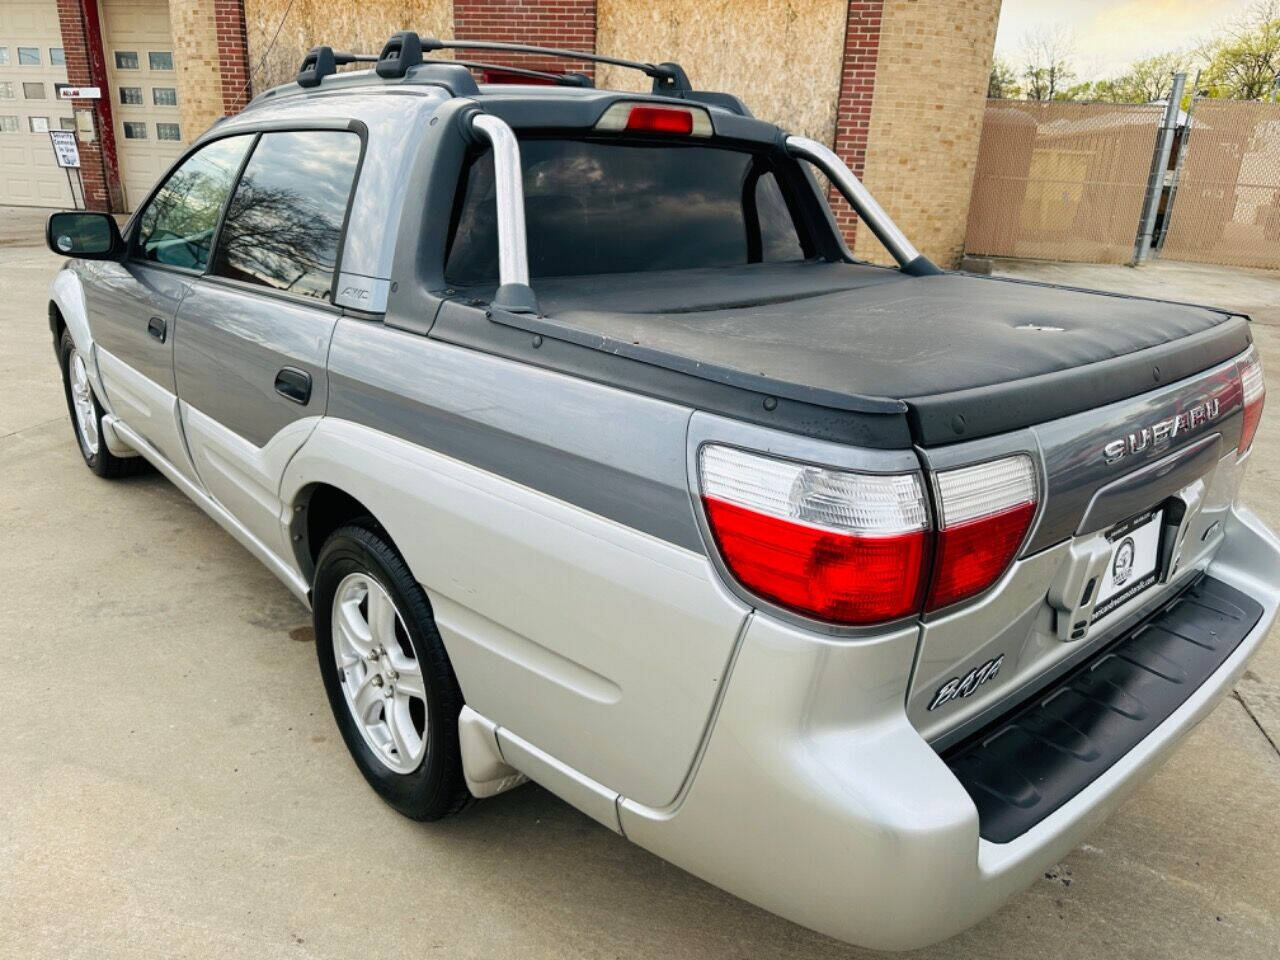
top-left (493, 261), bottom-right (1250, 446)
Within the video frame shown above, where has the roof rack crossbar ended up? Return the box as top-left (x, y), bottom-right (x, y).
top-left (421, 37), bottom-right (690, 93)
top-left (453, 60), bottom-right (593, 87)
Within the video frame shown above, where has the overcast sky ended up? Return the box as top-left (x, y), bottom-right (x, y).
top-left (994, 0), bottom-right (1258, 80)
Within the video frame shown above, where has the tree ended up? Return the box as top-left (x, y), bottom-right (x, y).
top-left (1093, 52), bottom-right (1193, 103)
top-left (988, 57), bottom-right (1020, 99)
top-left (1021, 26), bottom-right (1078, 101)
top-left (1201, 0), bottom-right (1280, 100)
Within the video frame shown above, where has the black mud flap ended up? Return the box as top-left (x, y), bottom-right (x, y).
top-left (943, 575), bottom-right (1263, 843)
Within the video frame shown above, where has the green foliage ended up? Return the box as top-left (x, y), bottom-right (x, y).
top-left (1093, 52), bottom-right (1194, 104)
top-left (1200, 1), bottom-right (1280, 100)
top-left (996, 2), bottom-right (1280, 103)
top-left (988, 57), bottom-right (1020, 99)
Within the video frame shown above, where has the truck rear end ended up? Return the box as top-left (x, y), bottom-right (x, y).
top-left (352, 64), bottom-right (1277, 949)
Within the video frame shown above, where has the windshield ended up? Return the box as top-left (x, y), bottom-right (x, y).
top-left (444, 138), bottom-right (807, 284)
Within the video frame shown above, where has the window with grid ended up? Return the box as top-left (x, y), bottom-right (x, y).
top-left (0, 48), bottom-right (9, 66)
top-left (152, 87), bottom-right (177, 107)
top-left (156, 122), bottom-right (181, 141)
top-left (115, 51), bottom-right (139, 70)
top-left (28, 117), bottom-right (48, 133)
top-left (0, 82), bottom-right (13, 100)
top-left (123, 121), bottom-right (147, 139)
top-left (0, 116), bottom-right (18, 133)
top-left (148, 52), bottom-right (173, 71)
top-left (119, 87), bottom-right (142, 105)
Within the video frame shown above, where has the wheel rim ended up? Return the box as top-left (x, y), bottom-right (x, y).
top-left (68, 349), bottom-right (99, 457)
top-left (331, 572), bottom-right (428, 774)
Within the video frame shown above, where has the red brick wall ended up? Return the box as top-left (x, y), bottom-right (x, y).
top-left (830, 0), bottom-right (884, 245)
top-left (215, 0), bottom-right (253, 114)
top-left (453, 0), bottom-right (597, 79)
top-left (55, 0), bottom-right (123, 212)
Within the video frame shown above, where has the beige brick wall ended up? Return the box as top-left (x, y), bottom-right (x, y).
top-left (853, 0), bottom-right (1000, 267)
top-left (596, 0), bottom-right (848, 145)
top-left (167, 0), bottom-right (226, 137)
top-left (244, 0), bottom-right (452, 94)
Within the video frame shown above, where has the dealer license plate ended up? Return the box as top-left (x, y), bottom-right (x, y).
top-left (1091, 508), bottom-right (1164, 622)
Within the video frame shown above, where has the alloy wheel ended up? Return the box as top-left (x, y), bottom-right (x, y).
top-left (331, 572), bottom-right (428, 774)
top-left (68, 349), bottom-right (99, 457)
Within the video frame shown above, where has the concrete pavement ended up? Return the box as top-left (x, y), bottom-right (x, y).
top-left (1, 218), bottom-right (1278, 958)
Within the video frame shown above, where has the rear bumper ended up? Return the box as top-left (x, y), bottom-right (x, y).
top-left (618, 504), bottom-right (1280, 951)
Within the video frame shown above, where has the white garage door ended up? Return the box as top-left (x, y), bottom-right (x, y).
top-left (0, 1), bottom-right (77, 208)
top-left (102, 0), bottom-right (183, 211)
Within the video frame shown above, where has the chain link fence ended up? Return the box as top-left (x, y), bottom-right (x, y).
top-left (965, 101), bottom-right (1164, 264)
top-left (1160, 100), bottom-right (1280, 270)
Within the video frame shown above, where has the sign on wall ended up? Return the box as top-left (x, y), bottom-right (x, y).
top-left (55, 85), bottom-right (102, 100)
top-left (49, 130), bottom-right (81, 169)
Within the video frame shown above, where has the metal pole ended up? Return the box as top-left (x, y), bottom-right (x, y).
top-left (1135, 71), bottom-right (1186, 263)
top-left (784, 135), bottom-right (927, 270)
top-left (1155, 70), bottom-right (1200, 255)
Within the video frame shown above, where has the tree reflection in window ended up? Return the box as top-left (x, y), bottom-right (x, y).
top-left (135, 135), bottom-right (253, 270)
top-left (211, 131), bottom-right (361, 302)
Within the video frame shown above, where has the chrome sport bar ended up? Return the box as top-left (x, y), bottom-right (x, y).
top-left (468, 115), bottom-right (937, 313)
top-left (785, 135), bottom-right (937, 273)
top-left (469, 113), bottom-right (537, 312)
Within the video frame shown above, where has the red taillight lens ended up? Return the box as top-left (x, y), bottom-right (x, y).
top-left (626, 105), bottom-right (694, 135)
top-left (477, 68), bottom-right (558, 86)
top-left (698, 445), bottom-right (930, 625)
top-left (1237, 347), bottom-right (1265, 455)
top-left (926, 502), bottom-right (1036, 611)
top-left (925, 456), bottom-right (1038, 613)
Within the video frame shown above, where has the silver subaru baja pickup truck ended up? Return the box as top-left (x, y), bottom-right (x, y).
top-left (44, 32), bottom-right (1278, 951)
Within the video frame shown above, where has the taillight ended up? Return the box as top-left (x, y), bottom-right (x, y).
top-left (925, 456), bottom-right (1038, 612)
top-left (595, 101), bottom-right (713, 137)
top-left (698, 444), bottom-right (929, 625)
top-left (1237, 347), bottom-right (1265, 455)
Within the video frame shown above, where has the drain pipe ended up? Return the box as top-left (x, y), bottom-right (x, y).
top-left (1134, 72), bottom-right (1186, 264)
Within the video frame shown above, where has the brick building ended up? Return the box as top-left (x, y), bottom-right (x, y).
top-left (1, 0), bottom-right (1000, 267)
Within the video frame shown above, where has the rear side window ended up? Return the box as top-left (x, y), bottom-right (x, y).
top-left (134, 134), bottom-right (253, 270)
top-left (445, 139), bottom-right (805, 284)
top-left (211, 130), bottom-right (361, 303)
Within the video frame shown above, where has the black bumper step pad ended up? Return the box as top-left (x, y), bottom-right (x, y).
top-left (943, 575), bottom-right (1263, 843)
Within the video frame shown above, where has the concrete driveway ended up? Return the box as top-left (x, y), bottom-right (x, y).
top-left (1, 213), bottom-right (1278, 959)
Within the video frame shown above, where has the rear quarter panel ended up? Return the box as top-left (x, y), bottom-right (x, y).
top-left (281, 319), bottom-right (750, 807)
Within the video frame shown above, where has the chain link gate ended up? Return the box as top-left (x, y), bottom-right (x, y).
top-left (1160, 100), bottom-right (1280, 271)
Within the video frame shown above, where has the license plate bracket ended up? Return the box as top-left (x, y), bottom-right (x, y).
top-left (1091, 507), bottom-right (1165, 622)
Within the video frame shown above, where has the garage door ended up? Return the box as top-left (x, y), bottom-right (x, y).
top-left (0, 1), bottom-right (77, 208)
top-left (101, 0), bottom-right (183, 211)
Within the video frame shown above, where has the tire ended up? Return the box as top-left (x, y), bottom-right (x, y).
top-left (313, 521), bottom-right (471, 820)
top-left (58, 330), bottom-right (146, 479)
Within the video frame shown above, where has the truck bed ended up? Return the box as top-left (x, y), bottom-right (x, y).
top-left (451, 260), bottom-right (1252, 447)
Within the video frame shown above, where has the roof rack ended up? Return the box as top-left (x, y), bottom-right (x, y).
top-left (297, 47), bottom-right (378, 87)
top-left (295, 32), bottom-right (715, 103)
top-left (422, 37), bottom-right (691, 94)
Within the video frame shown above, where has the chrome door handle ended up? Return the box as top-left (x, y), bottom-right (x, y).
top-left (274, 366), bottom-right (312, 405)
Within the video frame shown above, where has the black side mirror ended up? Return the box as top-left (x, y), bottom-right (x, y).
top-left (46, 211), bottom-right (124, 260)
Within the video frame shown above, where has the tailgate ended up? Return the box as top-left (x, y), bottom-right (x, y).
top-left (908, 353), bottom-right (1251, 745)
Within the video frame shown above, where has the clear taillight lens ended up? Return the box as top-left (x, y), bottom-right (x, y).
top-left (925, 455), bottom-right (1038, 612)
top-left (698, 444), bottom-right (930, 625)
top-left (1237, 347), bottom-right (1265, 455)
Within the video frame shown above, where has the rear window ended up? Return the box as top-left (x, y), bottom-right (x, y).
top-left (445, 139), bottom-right (805, 284)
